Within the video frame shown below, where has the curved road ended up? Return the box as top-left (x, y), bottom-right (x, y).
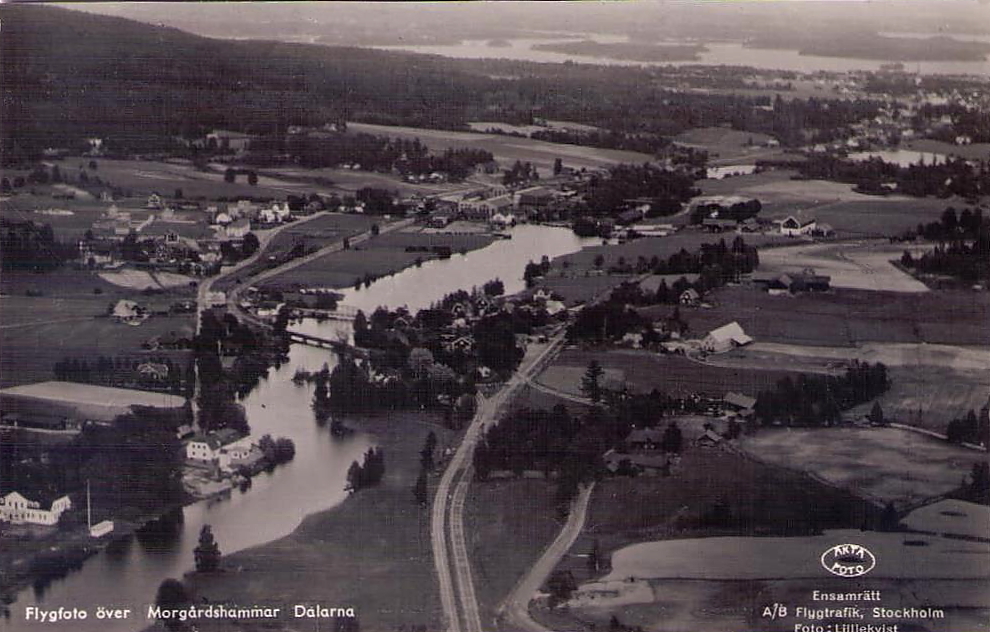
top-left (499, 483), bottom-right (595, 632)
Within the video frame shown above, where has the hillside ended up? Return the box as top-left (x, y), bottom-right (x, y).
top-left (0, 4), bottom-right (495, 161)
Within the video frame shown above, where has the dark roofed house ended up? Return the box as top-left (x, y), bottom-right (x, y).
top-left (617, 208), bottom-right (645, 226)
top-left (626, 427), bottom-right (664, 450)
top-left (696, 429), bottom-right (723, 448)
top-left (723, 392), bottom-right (757, 412)
top-left (702, 218), bottom-right (739, 233)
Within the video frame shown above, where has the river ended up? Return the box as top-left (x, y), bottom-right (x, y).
top-left (7, 224), bottom-right (592, 632)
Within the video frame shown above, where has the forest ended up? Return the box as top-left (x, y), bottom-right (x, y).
top-left (3, 5), bottom-right (888, 164)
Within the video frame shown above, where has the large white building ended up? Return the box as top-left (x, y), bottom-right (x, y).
top-left (702, 321), bottom-right (753, 354)
top-left (0, 491), bottom-right (72, 526)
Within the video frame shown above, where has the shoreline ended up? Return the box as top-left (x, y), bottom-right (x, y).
top-left (182, 412), bottom-right (455, 632)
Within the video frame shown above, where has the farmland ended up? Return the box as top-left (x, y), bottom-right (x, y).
top-left (348, 122), bottom-right (655, 172)
top-left (65, 158), bottom-right (317, 199)
top-left (265, 165), bottom-right (471, 197)
top-left (699, 169), bottom-right (960, 236)
top-left (758, 241), bottom-right (930, 292)
top-left (665, 285), bottom-right (990, 347)
top-left (464, 479), bottom-right (563, 620)
top-left (737, 427), bottom-right (987, 507)
top-left (538, 348), bottom-right (807, 398)
top-left (260, 213), bottom-right (378, 260)
top-left (537, 446), bottom-right (882, 631)
top-left (673, 127), bottom-right (786, 165)
top-left (0, 269), bottom-right (194, 388)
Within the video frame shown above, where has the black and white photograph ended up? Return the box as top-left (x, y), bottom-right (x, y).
top-left (1, 1), bottom-right (988, 631)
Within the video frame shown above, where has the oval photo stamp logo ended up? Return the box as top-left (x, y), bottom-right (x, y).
top-left (820, 543), bottom-right (877, 577)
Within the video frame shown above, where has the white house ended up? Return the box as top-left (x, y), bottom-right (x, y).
top-left (702, 321), bottom-right (753, 353)
top-left (111, 299), bottom-right (145, 324)
top-left (224, 218), bottom-right (251, 240)
top-left (217, 436), bottom-right (259, 473)
top-left (777, 216), bottom-right (817, 236)
top-left (185, 429), bottom-right (243, 462)
top-left (0, 491), bottom-right (72, 526)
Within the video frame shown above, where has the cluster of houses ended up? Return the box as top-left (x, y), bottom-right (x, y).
top-left (184, 428), bottom-right (264, 476)
top-left (431, 181), bottom-right (587, 228)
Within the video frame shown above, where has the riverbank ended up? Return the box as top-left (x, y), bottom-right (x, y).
top-left (0, 498), bottom-right (189, 613)
top-left (257, 227), bottom-right (497, 292)
top-left (183, 412), bottom-right (454, 632)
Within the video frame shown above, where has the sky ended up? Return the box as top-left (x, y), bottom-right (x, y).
top-left (59, 1), bottom-right (990, 44)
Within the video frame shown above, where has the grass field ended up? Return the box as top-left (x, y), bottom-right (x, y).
top-left (262, 213), bottom-right (377, 259)
top-left (0, 269), bottom-right (195, 388)
top-left (540, 348), bottom-right (805, 398)
top-left (348, 122), bottom-right (655, 172)
top-left (905, 138), bottom-right (990, 161)
top-left (465, 479), bottom-right (564, 621)
top-left (550, 231), bottom-right (790, 277)
top-left (699, 168), bottom-right (962, 237)
top-left (673, 127), bottom-right (783, 165)
top-left (738, 427), bottom-right (987, 508)
top-left (538, 446), bottom-right (881, 625)
top-left (848, 364), bottom-right (990, 433)
top-left (759, 241), bottom-right (930, 292)
top-left (260, 229), bottom-right (495, 291)
top-left (662, 285), bottom-right (990, 347)
top-left (77, 158), bottom-right (312, 199)
top-left (267, 165), bottom-right (469, 197)
top-left (186, 413), bottom-right (451, 632)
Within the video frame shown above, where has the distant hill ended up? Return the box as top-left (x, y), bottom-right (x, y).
top-left (0, 4), bottom-right (494, 162)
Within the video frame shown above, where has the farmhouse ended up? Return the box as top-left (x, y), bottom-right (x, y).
top-left (0, 382), bottom-right (185, 425)
top-left (111, 299), bottom-right (145, 324)
top-left (186, 428), bottom-right (243, 462)
top-left (777, 216), bottom-right (818, 236)
top-left (626, 428), bottom-right (664, 450)
top-left (217, 436), bottom-right (262, 473)
top-left (222, 218), bottom-right (251, 241)
top-left (0, 491), bottom-right (72, 526)
top-left (751, 270), bottom-right (831, 293)
top-left (696, 429), bottom-right (724, 448)
top-left (207, 129), bottom-right (255, 153)
top-left (679, 288), bottom-right (701, 306)
top-left (702, 321), bottom-right (753, 353)
top-left (702, 218), bottom-right (739, 233)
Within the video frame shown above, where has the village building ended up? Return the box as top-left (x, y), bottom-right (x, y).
top-left (186, 428), bottom-right (243, 462)
top-left (459, 194), bottom-right (514, 221)
top-left (777, 215), bottom-right (818, 236)
top-left (515, 186), bottom-right (555, 214)
top-left (111, 299), bottom-right (146, 324)
top-left (696, 429), bottom-right (724, 448)
top-left (223, 218), bottom-right (251, 241)
top-left (0, 491), bottom-right (72, 526)
top-left (206, 129), bottom-right (255, 153)
top-left (702, 321), bottom-right (753, 353)
top-left (679, 288), bottom-right (701, 306)
top-left (626, 428), bottom-right (664, 450)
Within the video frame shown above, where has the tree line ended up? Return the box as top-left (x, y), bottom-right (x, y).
top-left (345, 448), bottom-right (385, 493)
top-left (0, 219), bottom-right (78, 272)
top-left (753, 361), bottom-right (890, 426)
